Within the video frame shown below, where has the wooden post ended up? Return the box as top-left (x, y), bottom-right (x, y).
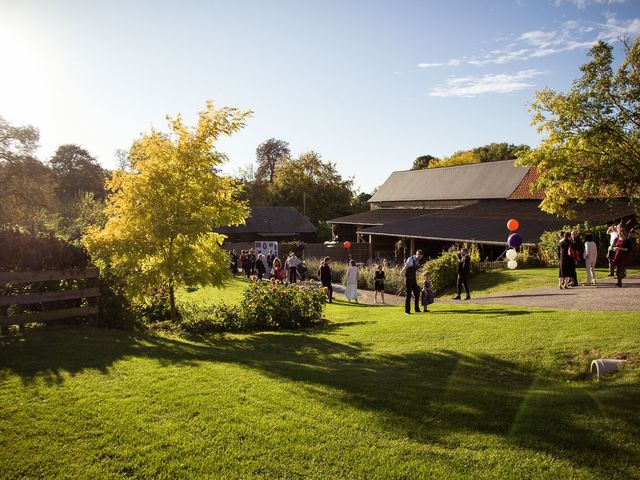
top-left (368, 235), bottom-right (373, 263)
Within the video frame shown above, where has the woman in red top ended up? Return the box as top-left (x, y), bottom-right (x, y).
top-left (612, 230), bottom-right (632, 287)
top-left (271, 257), bottom-right (285, 281)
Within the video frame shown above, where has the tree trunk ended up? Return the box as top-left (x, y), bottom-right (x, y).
top-left (169, 284), bottom-right (176, 322)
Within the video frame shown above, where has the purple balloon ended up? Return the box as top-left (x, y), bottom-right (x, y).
top-left (508, 233), bottom-right (522, 248)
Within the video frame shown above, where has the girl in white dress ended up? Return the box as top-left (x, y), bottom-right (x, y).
top-left (345, 260), bottom-right (359, 303)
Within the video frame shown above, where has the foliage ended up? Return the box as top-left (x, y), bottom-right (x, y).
top-left (49, 144), bottom-right (105, 202)
top-left (268, 151), bottom-right (354, 225)
top-left (429, 143), bottom-right (529, 169)
top-left (255, 138), bottom-right (290, 183)
top-left (355, 264), bottom-right (406, 295)
top-left (305, 257), bottom-right (347, 283)
top-left (0, 226), bottom-right (88, 271)
top-left (50, 192), bottom-right (107, 245)
top-left (411, 154), bottom-right (439, 170)
top-left (537, 222), bottom-right (611, 267)
top-left (517, 39), bottom-right (640, 218)
top-left (0, 117), bottom-right (55, 230)
top-left (171, 279), bottom-right (326, 333)
top-left (430, 150), bottom-right (481, 168)
top-left (83, 102), bottom-right (251, 321)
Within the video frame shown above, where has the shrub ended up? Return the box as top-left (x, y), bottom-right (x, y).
top-left (165, 279), bottom-right (327, 334)
top-left (537, 222), bottom-right (610, 267)
top-left (305, 257), bottom-right (346, 283)
top-left (351, 251), bottom-right (476, 296)
top-left (0, 226), bottom-right (88, 271)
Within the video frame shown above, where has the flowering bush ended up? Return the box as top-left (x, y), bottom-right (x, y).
top-left (172, 279), bottom-right (327, 334)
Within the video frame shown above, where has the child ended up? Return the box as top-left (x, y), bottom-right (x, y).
top-left (318, 256), bottom-right (333, 303)
top-left (271, 257), bottom-right (285, 281)
top-left (421, 272), bottom-right (434, 312)
top-left (373, 264), bottom-right (385, 304)
top-left (345, 260), bottom-right (358, 303)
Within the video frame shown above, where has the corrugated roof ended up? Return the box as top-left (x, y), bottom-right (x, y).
top-left (360, 200), bottom-right (632, 245)
top-left (216, 206), bottom-right (316, 235)
top-left (368, 160), bottom-right (530, 203)
top-left (326, 208), bottom-right (434, 225)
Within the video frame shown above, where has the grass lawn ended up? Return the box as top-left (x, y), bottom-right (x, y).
top-left (1, 274), bottom-right (639, 479)
top-left (439, 266), bottom-right (640, 298)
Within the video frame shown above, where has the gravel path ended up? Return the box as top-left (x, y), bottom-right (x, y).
top-left (332, 274), bottom-right (640, 311)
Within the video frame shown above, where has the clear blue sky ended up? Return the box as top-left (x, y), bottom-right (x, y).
top-left (1, 0), bottom-right (638, 193)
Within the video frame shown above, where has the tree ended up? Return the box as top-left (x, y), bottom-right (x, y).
top-left (49, 144), bottom-right (105, 202)
top-left (430, 150), bottom-right (481, 168)
top-left (517, 39), bottom-right (640, 218)
top-left (84, 102), bottom-right (251, 321)
top-left (269, 151), bottom-right (354, 224)
top-left (411, 155), bottom-right (438, 170)
top-left (256, 138), bottom-right (290, 183)
top-left (0, 117), bottom-right (55, 229)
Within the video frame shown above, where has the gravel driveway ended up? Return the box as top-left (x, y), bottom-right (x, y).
top-left (332, 274), bottom-right (640, 311)
top-left (439, 274), bottom-right (640, 312)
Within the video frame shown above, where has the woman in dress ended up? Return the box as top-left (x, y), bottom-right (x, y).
top-left (558, 231), bottom-right (573, 289)
top-left (373, 264), bottom-right (385, 304)
top-left (584, 233), bottom-right (598, 285)
top-left (612, 230), bottom-right (632, 287)
top-left (345, 260), bottom-right (359, 303)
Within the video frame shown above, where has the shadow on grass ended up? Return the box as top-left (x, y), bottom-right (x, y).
top-left (435, 308), bottom-right (555, 317)
top-left (1, 326), bottom-right (637, 477)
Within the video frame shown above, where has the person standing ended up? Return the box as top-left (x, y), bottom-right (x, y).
top-left (345, 260), bottom-right (359, 303)
top-left (373, 264), bottom-right (386, 304)
top-left (285, 252), bottom-right (301, 284)
top-left (401, 249), bottom-right (424, 314)
top-left (229, 249), bottom-right (238, 275)
top-left (612, 230), bottom-right (632, 287)
top-left (255, 253), bottom-right (267, 280)
top-left (318, 256), bottom-right (333, 303)
top-left (266, 250), bottom-right (275, 270)
top-left (569, 231), bottom-right (582, 286)
top-left (271, 257), bottom-right (285, 281)
top-left (558, 232), bottom-right (573, 289)
top-left (453, 248), bottom-right (471, 300)
top-left (584, 233), bottom-right (598, 285)
top-left (606, 224), bottom-right (619, 276)
top-left (421, 271), bottom-right (434, 312)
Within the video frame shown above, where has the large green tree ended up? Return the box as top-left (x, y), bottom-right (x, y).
top-left (0, 117), bottom-right (55, 229)
top-left (84, 102), bottom-right (251, 320)
top-left (411, 155), bottom-right (438, 170)
top-left (517, 39), bottom-right (640, 217)
top-left (49, 144), bottom-right (105, 202)
top-left (256, 138), bottom-right (290, 183)
top-left (268, 151), bottom-right (354, 224)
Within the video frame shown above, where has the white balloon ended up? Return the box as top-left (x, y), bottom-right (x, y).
top-left (507, 259), bottom-right (518, 270)
top-left (506, 249), bottom-right (518, 260)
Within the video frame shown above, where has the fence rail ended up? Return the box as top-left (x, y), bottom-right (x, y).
top-left (0, 268), bottom-right (100, 330)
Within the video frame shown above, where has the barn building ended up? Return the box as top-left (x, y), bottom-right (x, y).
top-left (328, 160), bottom-right (631, 261)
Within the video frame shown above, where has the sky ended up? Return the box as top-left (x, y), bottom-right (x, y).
top-left (1, 0), bottom-right (639, 193)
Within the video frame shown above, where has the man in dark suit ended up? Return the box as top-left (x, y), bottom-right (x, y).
top-left (453, 248), bottom-right (471, 300)
top-left (400, 249), bottom-right (425, 314)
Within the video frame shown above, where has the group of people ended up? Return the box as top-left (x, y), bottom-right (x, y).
top-left (229, 249), bottom-right (307, 283)
top-left (558, 223), bottom-right (632, 288)
top-left (400, 248), bottom-right (469, 314)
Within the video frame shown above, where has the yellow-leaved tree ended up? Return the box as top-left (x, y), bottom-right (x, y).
top-left (83, 102), bottom-right (251, 321)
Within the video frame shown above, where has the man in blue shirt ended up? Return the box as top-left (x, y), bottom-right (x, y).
top-left (401, 249), bottom-right (425, 314)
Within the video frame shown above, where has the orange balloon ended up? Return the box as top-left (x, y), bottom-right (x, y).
top-left (507, 218), bottom-right (520, 231)
top-left (343, 241), bottom-right (351, 249)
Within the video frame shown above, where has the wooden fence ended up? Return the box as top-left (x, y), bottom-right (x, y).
top-left (0, 268), bottom-right (100, 331)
